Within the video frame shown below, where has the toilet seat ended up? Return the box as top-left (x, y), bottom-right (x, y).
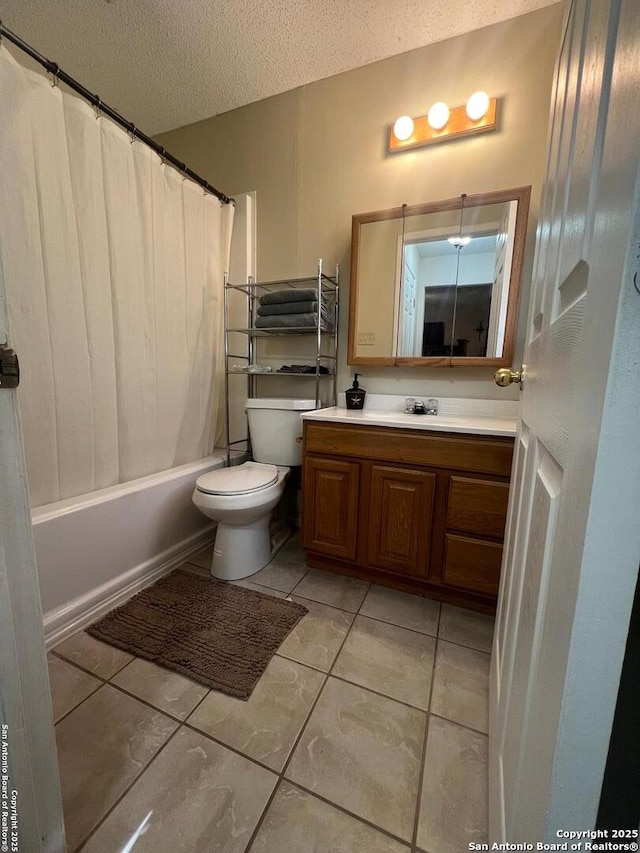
top-left (195, 461), bottom-right (278, 496)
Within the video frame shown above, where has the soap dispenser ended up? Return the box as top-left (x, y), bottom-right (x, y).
top-left (345, 373), bottom-right (366, 410)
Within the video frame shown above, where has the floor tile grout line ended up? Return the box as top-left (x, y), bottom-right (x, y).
top-left (285, 578), bottom-right (494, 651)
top-left (411, 629), bottom-right (440, 853)
top-left (430, 632), bottom-right (490, 734)
top-left (61, 657), bottom-right (434, 851)
top-left (354, 610), bottom-right (440, 637)
top-left (428, 711), bottom-right (489, 738)
top-left (53, 610), bottom-right (488, 737)
top-left (49, 649), bottom-right (130, 683)
top-left (105, 679), bottom-right (205, 726)
top-left (243, 779), bottom-right (285, 852)
top-left (241, 668), bottom-right (330, 851)
top-left (54, 545), bottom-right (490, 850)
top-left (327, 672), bottom-right (432, 714)
top-left (74, 724), bottom-right (183, 853)
top-left (178, 719), bottom-right (287, 776)
top-left (53, 647), bottom-right (487, 789)
top-left (245, 591), bottom-right (371, 851)
top-left (351, 610), bottom-right (442, 641)
top-left (288, 590), bottom-right (365, 615)
top-left (50, 680), bottom-right (105, 728)
top-left (53, 614), bottom-right (491, 686)
top-left (275, 779), bottom-right (416, 849)
top-left (437, 635), bottom-right (492, 657)
top-left (279, 608), bottom-right (355, 778)
top-left (288, 569), bottom-right (371, 613)
top-left (266, 592), bottom-right (424, 846)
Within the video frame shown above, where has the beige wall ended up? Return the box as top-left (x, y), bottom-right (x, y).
top-left (157, 4), bottom-right (563, 402)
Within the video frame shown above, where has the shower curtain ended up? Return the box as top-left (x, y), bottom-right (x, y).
top-left (0, 46), bottom-right (234, 507)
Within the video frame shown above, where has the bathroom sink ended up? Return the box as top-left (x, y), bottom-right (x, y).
top-left (301, 394), bottom-right (519, 437)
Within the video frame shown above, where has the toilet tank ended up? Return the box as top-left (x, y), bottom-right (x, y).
top-left (245, 398), bottom-right (317, 466)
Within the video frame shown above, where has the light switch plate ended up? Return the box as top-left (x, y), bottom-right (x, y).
top-left (358, 332), bottom-right (376, 345)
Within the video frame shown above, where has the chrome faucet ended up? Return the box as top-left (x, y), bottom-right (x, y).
top-left (404, 398), bottom-right (439, 416)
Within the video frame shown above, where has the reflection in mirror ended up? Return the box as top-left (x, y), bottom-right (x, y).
top-left (349, 187), bottom-right (530, 367)
top-left (397, 199), bottom-right (517, 359)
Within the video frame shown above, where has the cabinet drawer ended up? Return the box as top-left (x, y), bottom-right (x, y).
top-left (446, 477), bottom-right (510, 539)
top-left (304, 422), bottom-right (513, 476)
top-left (443, 534), bottom-right (503, 596)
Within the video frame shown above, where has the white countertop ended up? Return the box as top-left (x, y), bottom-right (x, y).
top-left (302, 394), bottom-right (519, 437)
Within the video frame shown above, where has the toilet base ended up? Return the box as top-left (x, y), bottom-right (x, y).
top-left (210, 515), bottom-right (272, 580)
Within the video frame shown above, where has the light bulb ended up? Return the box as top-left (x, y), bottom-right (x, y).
top-left (448, 236), bottom-right (472, 248)
top-left (393, 115), bottom-right (414, 141)
top-left (427, 102), bottom-right (450, 130)
top-left (466, 91), bottom-right (490, 121)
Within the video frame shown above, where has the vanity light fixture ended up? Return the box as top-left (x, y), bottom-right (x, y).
top-left (389, 94), bottom-right (498, 153)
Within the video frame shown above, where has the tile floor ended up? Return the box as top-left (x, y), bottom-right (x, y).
top-left (48, 534), bottom-right (494, 853)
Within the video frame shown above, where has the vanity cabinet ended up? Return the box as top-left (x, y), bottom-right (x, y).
top-left (302, 421), bottom-right (514, 612)
top-left (303, 456), bottom-right (359, 560)
top-left (367, 465), bottom-right (436, 577)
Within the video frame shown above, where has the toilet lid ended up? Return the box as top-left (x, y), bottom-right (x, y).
top-left (196, 462), bottom-right (278, 495)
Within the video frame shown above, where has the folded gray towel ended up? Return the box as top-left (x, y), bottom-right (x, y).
top-left (259, 288), bottom-right (323, 305)
top-left (255, 313), bottom-right (329, 330)
top-left (257, 300), bottom-right (328, 317)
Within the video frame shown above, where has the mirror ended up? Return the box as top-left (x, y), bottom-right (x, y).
top-left (348, 186), bottom-right (530, 366)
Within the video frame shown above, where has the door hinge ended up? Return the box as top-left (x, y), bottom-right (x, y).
top-left (0, 345), bottom-right (20, 389)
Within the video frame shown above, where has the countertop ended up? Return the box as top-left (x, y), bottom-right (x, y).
top-left (301, 394), bottom-right (519, 437)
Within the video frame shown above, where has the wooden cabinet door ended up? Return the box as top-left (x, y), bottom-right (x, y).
top-left (303, 456), bottom-right (359, 560)
top-left (367, 464), bottom-right (436, 577)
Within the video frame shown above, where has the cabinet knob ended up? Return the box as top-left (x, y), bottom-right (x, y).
top-left (494, 367), bottom-right (523, 388)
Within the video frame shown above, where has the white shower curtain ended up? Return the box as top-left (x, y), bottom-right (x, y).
top-left (0, 45), bottom-right (234, 507)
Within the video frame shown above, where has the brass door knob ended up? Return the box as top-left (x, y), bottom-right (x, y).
top-left (494, 367), bottom-right (523, 387)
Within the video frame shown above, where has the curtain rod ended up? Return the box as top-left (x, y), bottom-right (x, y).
top-left (0, 22), bottom-right (233, 205)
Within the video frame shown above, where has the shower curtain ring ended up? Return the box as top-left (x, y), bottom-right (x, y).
top-left (94, 97), bottom-right (102, 120)
top-left (182, 163), bottom-right (189, 182)
top-left (129, 125), bottom-right (137, 144)
top-left (160, 148), bottom-right (167, 166)
top-left (50, 62), bottom-right (59, 88)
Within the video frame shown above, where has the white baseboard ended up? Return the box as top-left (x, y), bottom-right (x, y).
top-left (44, 526), bottom-right (215, 649)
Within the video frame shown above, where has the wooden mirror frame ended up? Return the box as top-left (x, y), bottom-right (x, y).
top-left (347, 185), bottom-right (531, 367)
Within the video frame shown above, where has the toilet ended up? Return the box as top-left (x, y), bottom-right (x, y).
top-left (192, 398), bottom-right (316, 580)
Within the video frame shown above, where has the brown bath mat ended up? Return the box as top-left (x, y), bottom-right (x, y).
top-left (87, 570), bottom-right (308, 700)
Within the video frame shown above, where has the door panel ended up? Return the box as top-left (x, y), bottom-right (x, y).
top-left (367, 464), bottom-right (435, 577)
top-left (493, 424), bottom-right (530, 675)
top-left (501, 448), bottom-right (562, 836)
top-left (491, 0), bottom-right (640, 840)
top-left (303, 457), bottom-right (359, 560)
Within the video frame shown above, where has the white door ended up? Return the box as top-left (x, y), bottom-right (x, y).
top-left (486, 200), bottom-right (517, 357)
top-left (399, 249), bottom-right (417, 356)
top-left (0, 260), bottom-right (66, 849)
top-left (491, 0), bottom-right (640, 840)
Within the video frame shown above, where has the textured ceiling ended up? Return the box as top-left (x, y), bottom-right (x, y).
top-left (0, 0), bottom-right (558, 135)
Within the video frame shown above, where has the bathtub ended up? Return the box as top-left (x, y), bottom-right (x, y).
top-left (33, 455), bottom-right (225, 648)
